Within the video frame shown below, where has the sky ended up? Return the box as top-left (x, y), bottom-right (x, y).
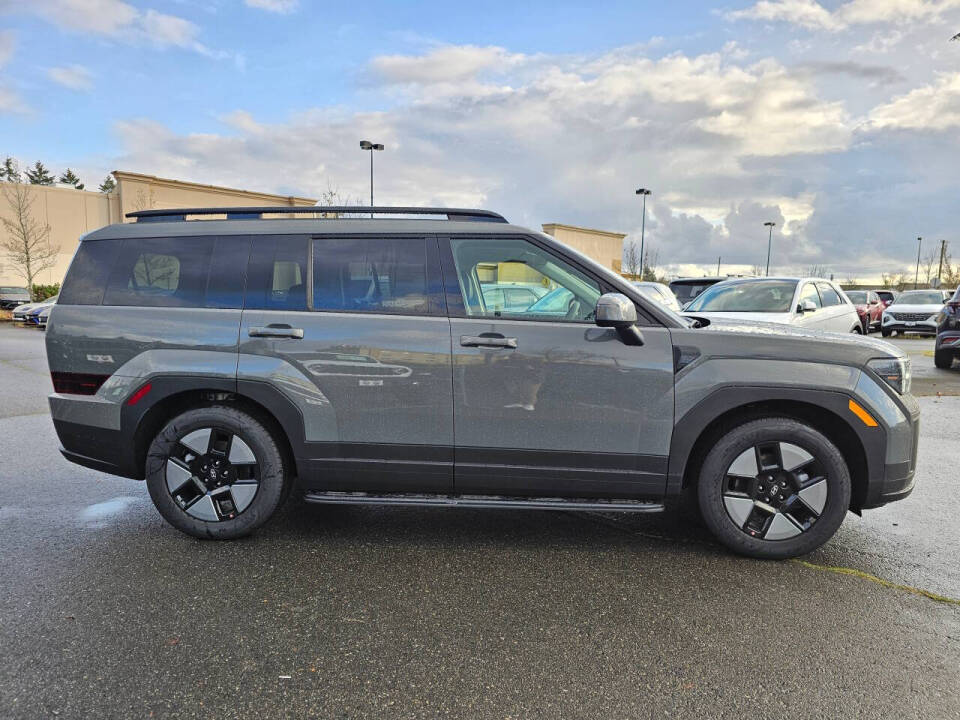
top-left (1, 0), bottom-right (959, 281)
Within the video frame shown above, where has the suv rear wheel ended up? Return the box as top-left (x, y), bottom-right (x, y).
top-left (697, 417), bottom-right (851, 559)
top-left (145, 406), bottom-right (288, 539)
top-left (934, 347), bottom-right (954, 369)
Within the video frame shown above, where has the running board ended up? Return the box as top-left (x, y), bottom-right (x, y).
top-left (302, 491), bottom-right (664, 512)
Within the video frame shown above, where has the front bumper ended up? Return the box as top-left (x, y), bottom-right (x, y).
top-left (882, 315), bottom-right (938, 334)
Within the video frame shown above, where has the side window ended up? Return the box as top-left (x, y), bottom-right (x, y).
top-left (799, 283), bottom-right (822, 309)
top-left (103, 237), bottom-right (214, 307)
top-left (817, 282), bottom-right (841, 307)
top-left (448, 237), bottom-right (601, 322)
top-left (312, 237), bottom-right (429, 315)
top-left (245, 235), bottom-right (308, 311)
top-left (59, 239), bottom-right (120, 305)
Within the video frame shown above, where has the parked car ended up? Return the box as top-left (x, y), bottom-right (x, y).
top-left (23, 295), bottom-right (58, 326)
top-left (874, 289), bottom-right (899, 308)
top-left (880, 289), bottom-right (951, 337)
top-left (47, 205), bottom-right (919, 560)
top-left (0, 286), bottom-right (31, 310)
top-left (35, 304), bottom-right (53, 330)
top-left (12, 301), bottom-right (40, 322)
top-left (934, 288), bottom-right (960, 368)
top-left (683, 277), bottom-right (863, 334)
top-left (668, 277), bottom-right (729, 307)
top-left (844, 290), bottom-right (883, 333)
top-left (480, 282), bottom-right (548, 313)
top-left (632, 281), bottom-right (682, 313)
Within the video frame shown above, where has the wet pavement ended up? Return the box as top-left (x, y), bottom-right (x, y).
top-left (1, 324), bottom-right (958, 719)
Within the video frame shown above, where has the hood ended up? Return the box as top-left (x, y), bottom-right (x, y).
top-left (884, 303), bottom-right (943, 314)
top-left (12, 302), bottom-right (36, 312)
top-left (682, 310), bottom-right (795, 325)
top-left (683, 315), bottom-right (904, 360)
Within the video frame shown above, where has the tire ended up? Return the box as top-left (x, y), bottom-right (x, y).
top-left (851, 325), bottom-right (863, 334)
top-left (697, 417), bottom-right (851, 560)
top-left (881, 328), bottom-right (891, 337)
top-left (145, 405), bottom-right (289, 539)
top-left (934, 348), bottom-right (955, 370)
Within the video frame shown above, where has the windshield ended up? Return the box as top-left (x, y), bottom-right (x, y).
top-left (685, 280), bottom-right (798, 313)
top-left (893, 291), bottom-right (945, 305)
top-left (845, 291), bottom-right (867, 303)
top-left (671, 281), bottom-right (715, 303)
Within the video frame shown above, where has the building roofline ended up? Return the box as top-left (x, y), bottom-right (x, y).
top-left (541, 222), bottom-right (627, 240)
top-left (111, 170), bottom-right (317, 206)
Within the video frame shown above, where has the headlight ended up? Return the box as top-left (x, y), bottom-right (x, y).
top-left (867, 357), bottom-right (911, 395)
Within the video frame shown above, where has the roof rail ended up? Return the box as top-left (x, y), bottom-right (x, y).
top-left (126, 206), bottom-right (508, 223)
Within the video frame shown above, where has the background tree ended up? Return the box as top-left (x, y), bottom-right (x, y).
top-left (805, 264), bottom-right (828, 278)
top-left (99, 174), bottom-right (116, 193)
top-left (641, 246), bottom-right (661, 282)
top-left (25, 161), bottom-right (54, 185)
top-left (622, 241), bottom-right (641, 278)
top-left (750, 264), bottom-right (764, 276)
top-left (1, 182), bottom-right (58, 299)
top-left (0, 157), bottom-right (20, 182)
top-left (58, 168), bottom-right (84, 190)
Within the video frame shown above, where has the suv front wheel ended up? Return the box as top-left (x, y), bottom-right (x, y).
top-left (697, 417), bottom-right (851, 559)
top-left (145, 406), bottom-right (289, 539)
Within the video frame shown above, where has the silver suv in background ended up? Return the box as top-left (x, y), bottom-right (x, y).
top-left (46, 206), bottom-right (920, 559)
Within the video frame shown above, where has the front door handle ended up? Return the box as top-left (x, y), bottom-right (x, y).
top-left (460, 334), bottom-right (517, 349)
top-left (249, 324), bottom-right (304, 339)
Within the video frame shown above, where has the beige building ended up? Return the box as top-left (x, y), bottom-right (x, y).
top-left (0, 171), bottom-right (317, 288)
top-left (541, 223), bottom-right (627, 272)
top-left (0, 172), bottom-right (627, 288)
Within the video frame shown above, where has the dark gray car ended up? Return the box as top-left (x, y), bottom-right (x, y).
top-left (46, 206), bottom-right (919, 559)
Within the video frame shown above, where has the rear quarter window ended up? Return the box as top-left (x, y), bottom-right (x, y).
top-left (58, 240), bottom-right (121, 305)
top-left (103, 237), bottom-right (215, 308)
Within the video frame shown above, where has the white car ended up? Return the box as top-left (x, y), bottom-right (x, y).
top-left (631, 281), bottom-right (682, 313)
top-left (682, 277), bottom-right (863, 334)
top-left (880, 289), bottom-right (951, 337)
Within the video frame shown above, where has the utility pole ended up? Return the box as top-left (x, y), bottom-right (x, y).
top-left (938, 239), bottom-right (947, 284)
top-left (359, 140), bottom-right (384, 218)
top-left (635, 188), bottom-right (652, 280)
top-left (915, 237), bottom-right (922, 289)
top-left (763, 222), bottom-right (776, 277)
top-left (717, 256), bottom-right (721, 276)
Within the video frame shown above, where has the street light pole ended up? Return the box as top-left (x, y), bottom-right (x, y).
top-left (635, 188), bottom-right (652, 279)
top-left (359, 140), bottom-right (384, 218)
top-left (915, 236), bottom-right (922, 289)
top-left (764, 222), bottom-right (776, 277)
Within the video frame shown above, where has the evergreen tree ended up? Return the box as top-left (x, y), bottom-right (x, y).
top-left (25, 161), bottom-right (55, 185)
top-left (98, 174), bottom-right (116, 193)
top-left (0, 157), bottom-right (20, 183)
top-left (58, 168), bottom-right (84, 190)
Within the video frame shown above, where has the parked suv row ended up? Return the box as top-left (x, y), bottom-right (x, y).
top-left (47, 206), bottom-right (920, 559)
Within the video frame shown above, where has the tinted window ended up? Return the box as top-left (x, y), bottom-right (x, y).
top-left (245, 235), bottom-right (308, 311)
top-left (103, 237), bottom-right (214, 307)
top-left (449, 237), bottom-right (600, 322)
top-left (313, 237), bottom-right (429, 315)
top-left (59, 240), bottom-right (120, 305)
top-left (816, 283), bottom-right (842, 307)
top-left (894, 290), bottom-right (948, 305)
top-left (845, 291), bottom-right (866, 304)
top-left (686, 280), bottom-right (798, 313)
top-left (205, 236), bottom-right (251, 309)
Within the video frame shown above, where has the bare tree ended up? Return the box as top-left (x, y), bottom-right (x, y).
top-left (641, 246), bottom-right (660, 282)
top-left (622, 241), bottom-right (641, 278)
top-left (805, 264), bottom-right (828, 278)
top-left (750, 264), bottom-right (763, 277)
top-left (1, 182), bottom-right (58, 299)
top-left (315, 181), bottom-right (364, 218)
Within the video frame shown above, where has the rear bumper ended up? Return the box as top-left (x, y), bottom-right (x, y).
top-left (935, 332), bottom-right (960, 351)
top-left (52, 418), bottom-right (141, 479)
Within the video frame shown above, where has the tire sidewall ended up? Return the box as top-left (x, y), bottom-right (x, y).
top-left (697, 418), bottom-right (851, 559)
top-left (145, 406), bottom-right (286, 539)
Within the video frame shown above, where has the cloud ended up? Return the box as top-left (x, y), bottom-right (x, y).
top-left (6, 0), bottom-right (221, 56)
top-left (244, 0), bottom-right (299, 12)
top-left (798, 60), bottom-right (905, 84)
top-left (47, 64), bottom-right (94, 91)
top-left (369, 45), bottom-right (527, 85)
top-left (726, 0), bottom-right (960, 31)
top-left (868, 72), bottom-right (960, 130)
top-left (0, 29), bottom-right (28, 114)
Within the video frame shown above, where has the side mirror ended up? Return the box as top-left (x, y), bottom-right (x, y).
top-left (596, 293), bottom-right (644, 345)
top-left (798, 299), bottom-right (817, 314)
top-left (596, 293), bottom-right (638, 328)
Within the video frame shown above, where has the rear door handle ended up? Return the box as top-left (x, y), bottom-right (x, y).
top-left (460, 335), bottom-right (517, 349)
top-left (249, 325), bottom-right (304, 339)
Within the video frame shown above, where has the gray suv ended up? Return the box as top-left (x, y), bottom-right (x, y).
top-left (47, 206), bottom-right (920, 559)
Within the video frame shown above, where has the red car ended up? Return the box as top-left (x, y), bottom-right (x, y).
top-left (875, 289), bottom-right (899, 308)
top-left (845, 290), bottom-right (883, 333)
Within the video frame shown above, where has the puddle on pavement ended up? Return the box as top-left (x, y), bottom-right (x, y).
top-left (79, 497), bottom-right (140, 527)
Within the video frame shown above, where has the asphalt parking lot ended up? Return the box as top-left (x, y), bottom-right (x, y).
top-left (1, 323), bottom-right (958, 719)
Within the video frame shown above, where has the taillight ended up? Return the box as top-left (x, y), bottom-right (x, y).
top-left (51, 371), bottom-right (111, 396)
